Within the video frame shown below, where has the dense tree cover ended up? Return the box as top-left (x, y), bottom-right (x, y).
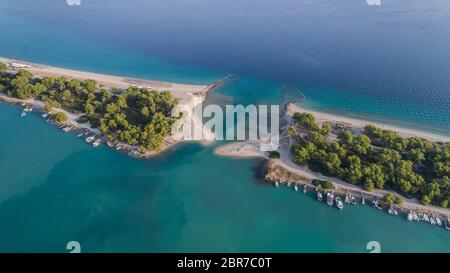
top-left (291, 112), bottom-right (450, 207)
top-left (311, 179), bottom-right (334, 190)
top-left (0, 64), bottom-right (178, 151)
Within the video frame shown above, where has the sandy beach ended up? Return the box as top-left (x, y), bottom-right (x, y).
top-left (0, 56), bottom-right (219, 155)
top-left (286, 103), bottom-right (450, 143)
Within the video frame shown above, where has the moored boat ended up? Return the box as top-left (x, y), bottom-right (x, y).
top-left (335, 197), bottom-right (344, 210)
top-left (275, 181), bottom-right (279, 188)
top-left (372, 200), bottom-right (382, 210)
top-left (317, 191), bottom-right (323, 202)
top-left (445, 218), bottom-right (450, 231)
top-left (85, 136), bottom-right (95, 143)
top-left (92, 139), bottom-right (101, 147)
top-left (21, 112), bottom-right (26, 118)
top-left (326, 192), bottom-right (334, 206)
top-left (294, 184), bottom-right (298, 191)
top-left (303, 185), bottom-right (307, 194)
top-left (344, 193), bottom-right (350, 204)
top-left (351, 196), bottom-right (357, 205)
top-left (407, 211), bottom-right (413, 221)
top-left (435, 216), bottom-right (442, 226)
top-left (361, 195), bottom-right (365, 205)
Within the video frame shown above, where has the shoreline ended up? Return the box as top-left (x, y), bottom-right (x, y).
top-left (286, 103), bottom-right (450, 143)
top-left (0, 57), bottom-right (221, 157)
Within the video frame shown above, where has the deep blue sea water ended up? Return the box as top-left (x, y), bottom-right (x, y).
top-left (0, 0), bottom-right (449, 252)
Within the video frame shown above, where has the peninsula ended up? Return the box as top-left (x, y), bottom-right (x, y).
top-left (215, 103), bottom-right (450, 223)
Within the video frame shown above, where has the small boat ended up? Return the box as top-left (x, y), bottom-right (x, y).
top-left (335, 197), bottom-right (344, 210)
top-left (303, 185), bottom-right (307, 194)
top-left (294, 184), bottom-right (298, 192)
top-left (85, 136), bottom-right (95, 143)
top-left (435, 216), bottom-right (443, 226)
top-left (388, 207), bottom-right (394, 215)
top-left (326, 192), bottom-right (334, 206)
top-left (372, 200), bottom-right (382, 210)
top-left (344, 193), bottom-right (350, 204)
top-left (418, 212), bottom-right (424, 221)
top-left (76, 133), bottom-right (84, 138)
top-left (361, 195), bottom-right (365, 205)
top-left (317, 191), bottom-right (323, 202)
top-left (92, 139), bottom-right (101, 147)
top-left (430, 217), bottom-right (436, 226)
top-left (41, 113), bottom-right (48, 118)
top-left (423, 213), bottom-right (430, 223)
top-left (63, 127), bottom-right (72, 132)
top-left (24, 107), bottom-right (33, 112)
top-left (445, 218), bottom-right (450, 231)
top-left (407, 211), bottom-right (413, 222)
top-left (413, 211), bottom-right (419, 221)
top-left (287, 182), bottom-right (291, 187)
top-left (21, 112), bottom-right (26, 118)
top-left (275, 181), bottom-right (279, 188)
top-left (351, 196), bottom-right (357, 205)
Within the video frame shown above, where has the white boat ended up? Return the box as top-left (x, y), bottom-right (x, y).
top-left (430, 217), bottom-right (436, 226)
top-left (351, 196), bottom-right (357, 205)
top-left (418, 212), bottom-right (424, 221)
top-left (287, 182), bottom-right (291, 187)
top-left (21, 112), bottom-right (26, 118)
top-left (335, 197), bottom-right (344, 210)
top-left (85, 136), bottom-right (95, 143)
top-left (423, 213), bottom-right (430, 223)
top-left (317, 191), bottom-right (323, 202)
top-left (445, 218), bottom-right (450, 231)
top-left (326, 192), bottom-right (334, 206)
top-left (275, 181), bottom-right (279, 188)
top-left (372, 200), bottom-right (382, 210)
top-left (413, 211), bottom-right (419, 221)
top-left (63, 127), bottom-right (72, 132)
top-left (361, 195), bottom-right (365, 205)
top-left (92, 139), bottom-right (101, 147)
top-left (76, 133), bottom-right (83, 138)
top-left (41, 113), bottom-right (48, 118)
top-left (435, 216), bottom-right (442, 226)
top-left (294, 184), bottom-right (298, 192)
top-left (407, 211), bottom-right (413, 222)
top-left (303, 185), bottom-right (307, 194)
top-left (344, 193), bottom-right (350, 204)
top-left (388, 207), bottom-right (394, 215)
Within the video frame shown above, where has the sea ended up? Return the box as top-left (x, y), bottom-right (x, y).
top-left (0, 0), bottom-right (449, 252)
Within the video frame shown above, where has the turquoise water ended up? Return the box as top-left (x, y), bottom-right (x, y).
top-left (0, 103), bottom-right (449, 252)
top-left (0, 1), bottom-right (449, 252)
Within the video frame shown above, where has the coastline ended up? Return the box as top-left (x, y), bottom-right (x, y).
top-left (0, 57), bottom-right (219, 157)
top-left (214, 104), bottom-right (450, 221)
